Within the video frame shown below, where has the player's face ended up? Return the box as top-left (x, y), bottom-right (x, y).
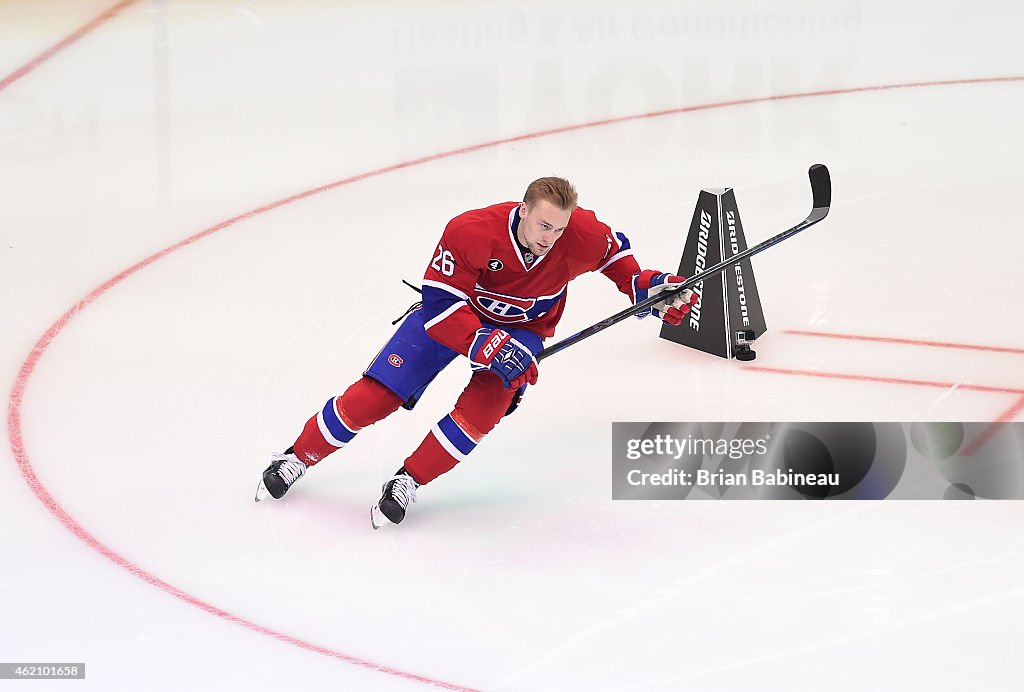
top-left (517, 199), bottom-right (571, 256)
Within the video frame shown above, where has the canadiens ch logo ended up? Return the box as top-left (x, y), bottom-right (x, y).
top-left (487, 259), bottom-right (503, 271)
top-left (473, 290), bottom-right (535, 323)
top-left (471, 288), bottom-right (560, 324)
top-left (387, 354), bottom-right (404, 367)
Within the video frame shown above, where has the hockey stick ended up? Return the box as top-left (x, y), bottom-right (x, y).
top-left (536, 164), bottom-right (831, 362)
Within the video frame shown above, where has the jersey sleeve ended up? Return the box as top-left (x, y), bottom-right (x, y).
top-left (575, 207), bottom-right (642, 300)
top-left (420, 218), bottom-right (487, 356)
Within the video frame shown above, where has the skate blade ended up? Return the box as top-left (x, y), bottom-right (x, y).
top-left (254, 479), bottom-right (270, 503)
top-left (370, 504), bottom-right (388, 530)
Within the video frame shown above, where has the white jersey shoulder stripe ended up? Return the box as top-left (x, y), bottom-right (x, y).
top-left (597, 248), bottom-right (634, 273)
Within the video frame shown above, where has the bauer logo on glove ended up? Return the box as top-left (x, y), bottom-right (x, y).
top-left (468, 327), bottom-right (539, 389)
top-left (631, 270), bottom-right (699, 326)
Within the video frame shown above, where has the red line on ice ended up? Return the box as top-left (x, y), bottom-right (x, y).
top-left (742, 366), bottom-right (1024, 396)
top-left (6, 277), bottom-right (479, 692)
top-left (959, 394), bottom-right (1024, 457)
top-left (5, 15), bottom-right (1024, 687)
top-left (0, 3), bottom-right (476, 690)
top-left (0, 0), bottom-right (140, 94)
top-left (780, 330), bottom-right (1024, 450)
top-left (784, 329), bottom-right (1024, 355)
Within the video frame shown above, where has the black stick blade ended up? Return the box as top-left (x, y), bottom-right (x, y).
top-left (809, 163), bottom-right (831, 212)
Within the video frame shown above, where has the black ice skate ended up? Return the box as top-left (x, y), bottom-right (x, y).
top-left (254, 447), bottom-right (307, 502)
top-left (370, 468), bottom-right (419, 529)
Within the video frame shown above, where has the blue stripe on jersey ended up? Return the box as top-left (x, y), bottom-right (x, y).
top-left (530, 288), bottom-right (566, 318)
top-left (437, 414), bottom-right (477, 456)
top-left (614, 231), bottom-right (632, 252)
top-left (322, 397), bottom-right (357, 444)
top-left (421, 284), bottom-right (465, 325)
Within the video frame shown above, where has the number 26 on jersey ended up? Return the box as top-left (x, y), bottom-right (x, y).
top-left (431, 245), bottom-right (455, 276)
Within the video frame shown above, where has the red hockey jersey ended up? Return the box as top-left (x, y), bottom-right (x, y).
top-left (420, 202), bottom-right (641, 356)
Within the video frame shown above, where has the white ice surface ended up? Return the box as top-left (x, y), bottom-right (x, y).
top-left (2, 1), bottom-right (1024, 690)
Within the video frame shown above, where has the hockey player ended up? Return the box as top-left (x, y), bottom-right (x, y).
top-left (255, 177), bottom-right (697, 528)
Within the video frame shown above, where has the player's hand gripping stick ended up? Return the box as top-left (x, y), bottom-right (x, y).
top-left (632, 270), bottom-right (699, 325)
top-left (469, 328), bottom-right (539, 389)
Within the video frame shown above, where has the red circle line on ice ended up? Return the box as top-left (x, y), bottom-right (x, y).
top-left (4, 9), bottom-right (1024, 687)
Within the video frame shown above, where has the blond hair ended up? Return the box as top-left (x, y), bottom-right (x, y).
top-left (523, 176), bottom-right (578, 212)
